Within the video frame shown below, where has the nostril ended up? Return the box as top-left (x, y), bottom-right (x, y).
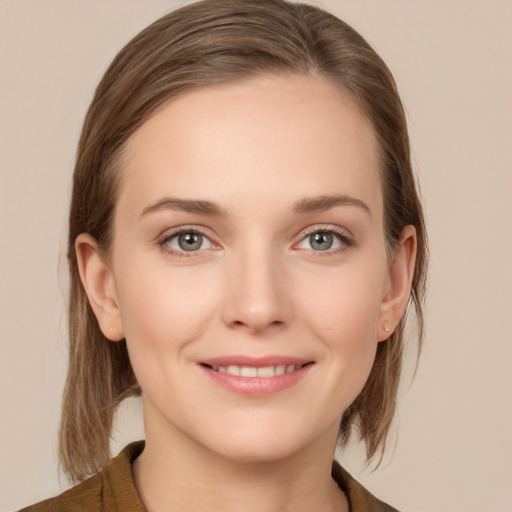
top-left (229, 318), bottom-right (285, 333)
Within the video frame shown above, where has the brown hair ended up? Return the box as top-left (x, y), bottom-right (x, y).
top-left (61, 0), bottom-right (427, 482)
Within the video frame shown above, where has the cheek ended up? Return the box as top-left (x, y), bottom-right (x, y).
top-left (299, 260), bottom-right (386, 338)
top-left (113, 259), bottom-right (219, 362)
top-left (295, 258), bottom-right (387, 389)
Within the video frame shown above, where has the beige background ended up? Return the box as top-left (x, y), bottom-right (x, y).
top-left (1, 0), bottom-right (511, 511)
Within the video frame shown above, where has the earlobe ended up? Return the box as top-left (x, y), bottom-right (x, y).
top-left (75, 233), bottom-right (124, 341)
top-left (378, 225), bottom-right (417, 341)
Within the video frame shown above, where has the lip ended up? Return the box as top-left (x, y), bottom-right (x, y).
top-left (198, 355), bottom-right (314, 396)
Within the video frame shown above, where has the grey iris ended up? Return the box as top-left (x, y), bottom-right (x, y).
top-left (310, 232), bottom-right (333, 251)
top-left (178, 232), bottom-right (203, 251)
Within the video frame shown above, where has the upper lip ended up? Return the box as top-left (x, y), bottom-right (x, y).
top-left (199, 355), bottom-right (313, 368)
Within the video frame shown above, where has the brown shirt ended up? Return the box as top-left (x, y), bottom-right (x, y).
top-left (19, 441), bottom-right (399, 512)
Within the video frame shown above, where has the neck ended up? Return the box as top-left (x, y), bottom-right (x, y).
top-left (133, 402), bottom-right (348, 512)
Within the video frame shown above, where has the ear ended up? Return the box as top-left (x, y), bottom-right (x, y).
top-left (377, 225), bottom-right (417, 341)
top-left (75, 233), bottom-right (124, 341)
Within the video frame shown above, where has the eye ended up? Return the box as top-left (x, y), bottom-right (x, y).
top-left (163, 230), bottom-right (213, 252)
top-left (296, 229), bottom-right (351, 252)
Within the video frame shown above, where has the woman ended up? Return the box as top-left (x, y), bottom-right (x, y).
top-left (21, 0), bottom-right (427, 510)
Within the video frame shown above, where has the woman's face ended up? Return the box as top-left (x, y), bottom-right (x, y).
top-left (103, 75), bottom-right (399, 461)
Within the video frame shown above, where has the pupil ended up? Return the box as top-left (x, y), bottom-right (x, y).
top-left (310, 232), bottom-right (332, 251)
top-left (178, 232), bottom-right (202, 251)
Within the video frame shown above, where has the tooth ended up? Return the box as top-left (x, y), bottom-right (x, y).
top-left (226, 365), bottom-right (240, 376)
top-left (275, 365), bottom-right (286, 375)
top-left (215, 364), bottom-right (302, 377)
top-left (240, 366), bottom-right (258, 377)
top-left (257, 366), bottom-right (275, 377)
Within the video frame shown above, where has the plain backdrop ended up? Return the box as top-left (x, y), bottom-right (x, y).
top-left (1, 1), bottom-right (511, 511)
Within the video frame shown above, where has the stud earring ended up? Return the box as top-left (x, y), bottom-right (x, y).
top-left (384, 326), bottom-right (390, 333)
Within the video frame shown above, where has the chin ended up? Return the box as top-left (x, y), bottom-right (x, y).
top-left (195, 416), bottom-right (336, 465)
top-left (207, 436), bottom-right (306, 464)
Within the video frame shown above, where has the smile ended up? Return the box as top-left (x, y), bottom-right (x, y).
top-left (198, 357), bottom-right (314, 396)
top-left (207, 364), bottom-right (306, 377)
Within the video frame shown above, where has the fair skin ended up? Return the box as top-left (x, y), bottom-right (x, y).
top-left (76, 74), bottom-right (416, 512)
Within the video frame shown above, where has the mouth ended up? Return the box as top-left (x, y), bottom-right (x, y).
top-left (201, 362), bottom-right (311, 377)
top-left (198, 357), bottom-right (315, 396)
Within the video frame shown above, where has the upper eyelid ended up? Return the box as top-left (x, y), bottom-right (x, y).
top-left (297, 224), bottom-right (353, 240)
top-left (157, 225), bottom-right (217, 243)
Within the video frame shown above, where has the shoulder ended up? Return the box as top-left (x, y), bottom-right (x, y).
top-left (18, 441), bottom-right (146, 512)
top-left (18, 471), bottom-right (107, 512)
top-left (332, 461), bottom-right (401, 512)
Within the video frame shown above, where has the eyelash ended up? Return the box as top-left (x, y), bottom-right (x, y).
top-left (296, 226), bottom-right (354, 256)
top-left (157, 227), bottom-right (217, 259)
top-left (157, 225), bottom-right (354, 258)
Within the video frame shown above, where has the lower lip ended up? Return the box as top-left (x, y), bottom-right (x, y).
top-left (199, 364), bottom-right (313, 396)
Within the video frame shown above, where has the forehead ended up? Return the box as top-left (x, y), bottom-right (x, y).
top-left (118, 74), bottom-right (382, 219)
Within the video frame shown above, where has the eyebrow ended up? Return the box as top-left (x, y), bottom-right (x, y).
top-left (139, 193), bottom-right (370, 220)
top-left (293, 194), bottom-right (371, 216)
top-left (139, 197), bottom-right (227, 219)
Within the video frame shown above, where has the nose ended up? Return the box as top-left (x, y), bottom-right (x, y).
top-left (222, 245), bottom-right (293, 334)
